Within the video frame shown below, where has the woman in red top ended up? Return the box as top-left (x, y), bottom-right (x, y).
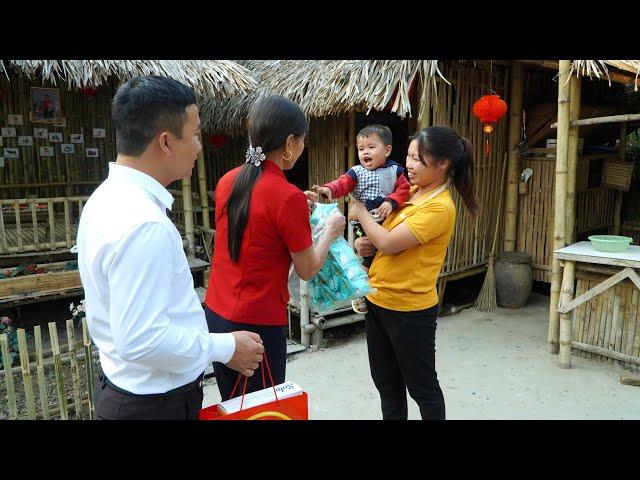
top-left (205, 95), bottom-right (346, 400)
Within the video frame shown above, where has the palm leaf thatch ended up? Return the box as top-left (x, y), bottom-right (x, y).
top-left (7, 60), bottom-right (257, 99)
top-left (570, 60), bottom-right (640, 91)
top-left (200, 60), bottom-right (449, 136)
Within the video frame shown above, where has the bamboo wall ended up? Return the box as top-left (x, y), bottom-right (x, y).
top-left (425, 62), bottom-right (510, 277)
top-left (0, 73), bottom-right (118, 200)
top-left (307, 115), bottom-right (348, 212)
top-left (517, 155), bottom-right (617, 283)
top-left (572, 271), bottom-right (640, 371)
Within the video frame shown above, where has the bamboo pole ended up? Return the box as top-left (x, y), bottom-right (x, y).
top-left (33, 326), bottom-right (50, 420)
top-left (196, 150), bottom-right (210, 231)
top-left (182, 174), bottom-right (196, 258)
top-left (504, 61), bottom-right (524, 252)
top-left (63, 199), bottom-right (72, 247)
top-left (551, 113), bottom-right (640, 128)
top-left (558, 74), bottom-right (582, 368)
top-left (196, 150), bottom-right (211, 289)
top-left (17, 329), bottom-right (37, 419)
top-left (613, 123), bottom-right (627, 235)
top-left (548, 60), bottom-right (572, 355)
top-left (48, 322), bottom-right (68, 420)
top-left (66, 319), bottom-right (83, 419)
top-left (48, 200), bottom-right (55, 249)
top-left (0, 203), bottom-right (7, 254)
top-left (82, 318), bottom-right (95, 420)
top-left (0, 334), bottom-right (18, 419)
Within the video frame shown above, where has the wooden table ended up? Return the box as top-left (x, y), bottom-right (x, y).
top-left (554, 241), bottom-right (640, 368)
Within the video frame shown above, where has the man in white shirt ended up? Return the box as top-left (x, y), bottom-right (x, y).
top-left (77, 75), bottom-right (264, 420)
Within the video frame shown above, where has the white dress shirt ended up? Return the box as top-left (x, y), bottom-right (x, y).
top-left (77, 162), bottom-right (235, 394)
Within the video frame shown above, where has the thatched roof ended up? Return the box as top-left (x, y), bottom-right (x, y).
top-left (199, 60), bottom-right (448, 135)
top-left (571, 60), bottom-right (640, 90)
top-left (5, 60), bottom-right (257, 99)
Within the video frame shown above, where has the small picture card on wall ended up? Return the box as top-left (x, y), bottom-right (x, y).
top-left (49, 132), bottom-right (63, 142)
top-left (18, 136), bottom-right (34, 146)
top-left (7, 114), bottom-right (23, 126)
top-left (61, 144), bottom-right (75, 154)
top-left (33, 128), bottom-right (48, 139)
top-left (1, 127), bottom-right (17, 138)
top-left (39, 146), bottom-right (54, 157)
top-left (93, 128), bottom-right (106, 138)
top-left (4, 148), bottom-right (19, 159)
top-left (85, 147), bottom-right (99, 158)
top-left (70, 134), bottom-right (84, 144)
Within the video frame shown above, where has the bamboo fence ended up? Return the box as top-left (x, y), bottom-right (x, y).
top-left (572, 268), bottom-right (640, 370)
top-left (0, 196), bottom-right (88, 254)
top-left (0, 318), bottom-right (98, 420)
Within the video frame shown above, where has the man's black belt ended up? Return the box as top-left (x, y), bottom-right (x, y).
top-left (99, 370), bottom-right (204, 398)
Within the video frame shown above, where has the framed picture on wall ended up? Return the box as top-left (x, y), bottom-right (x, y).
top-left (93, 128), bottom-right (106, 138)
top-left (70, 134), bottom-right (84, 143)
top-left (33, 127), bottom-right (48, 139)
top-left (8, 114), bottom-right (23, 125)
top-left (31, 87), bottom-right (63, 124)
top-left (48, 132), bottom-right (63, 143)
top-left (85, 147), bottom-right (99, 158)
top-left (39, 146), bottom-right (54, 156)
top-left (61, 144), bottom-right (75, 154)
top-left (18, 136), bottom-right (34, 146)
top-left (1, 127), bottom-right (17, 138)
top-left (4, 148), bottom-right (19, 159)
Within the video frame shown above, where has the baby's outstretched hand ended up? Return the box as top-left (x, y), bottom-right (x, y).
top-left (312, 185), bottom-right (333, 201)
top-left (376, 201), bottom-right (393, 220)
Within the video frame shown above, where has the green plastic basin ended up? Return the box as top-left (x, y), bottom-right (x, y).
top-left (588, 235), bottom-right (633, 253)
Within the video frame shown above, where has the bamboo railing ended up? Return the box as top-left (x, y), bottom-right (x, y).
top-left (0, 196), bottom-right (88, 254)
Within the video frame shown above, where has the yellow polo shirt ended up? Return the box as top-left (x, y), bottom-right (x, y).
top-left (366, 185), bottom-right (456, 312)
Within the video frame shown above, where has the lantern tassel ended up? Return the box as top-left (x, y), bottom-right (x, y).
top-left (485, 138), bottom-right (490, 158)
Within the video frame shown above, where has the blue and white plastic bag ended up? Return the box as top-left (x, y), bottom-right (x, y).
top-left (307, 203), bottom-right (374, 311)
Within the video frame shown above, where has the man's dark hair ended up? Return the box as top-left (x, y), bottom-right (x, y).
top-left (111, 75), bottom-right (197, 156)
top-left (356, 124), bottom-right (393, 147)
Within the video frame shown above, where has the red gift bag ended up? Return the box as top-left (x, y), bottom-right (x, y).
top-left (199, 353), bottom-right (308, 420)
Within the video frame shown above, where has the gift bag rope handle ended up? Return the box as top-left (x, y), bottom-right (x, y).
top-left (228, 351), bottom-right (280, 412)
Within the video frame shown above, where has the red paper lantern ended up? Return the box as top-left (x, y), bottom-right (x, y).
top-left (472, 94), bottom-right (508, 156)
top-left (205, 134), bottom-right (229, 148)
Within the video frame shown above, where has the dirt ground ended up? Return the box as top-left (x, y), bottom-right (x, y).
top-left (203, 293), bottom-right (640, 420)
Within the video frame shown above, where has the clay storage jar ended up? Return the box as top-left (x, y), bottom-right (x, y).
top-left (494, 252), bottom-right (533, 309)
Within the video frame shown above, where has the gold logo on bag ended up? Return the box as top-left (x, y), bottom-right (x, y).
top-left (246, 411), bottom-right (292, 420)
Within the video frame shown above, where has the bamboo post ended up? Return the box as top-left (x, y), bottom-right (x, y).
top-left (196, 150), bottom-right (211, 288)
top-left (558, 74), bottom-right (582, 368)
top-left (48, 200), bottom-right (55, 249)
top-left (82, 318), bottom-right (95, 420)
top-left (196, 150), bottom-right (210, 231)
top-left (0, 203), bottom-right (6, 254)
top-left (63, 199), bottom-right (72, 247)
top-left (300, 280), bottom-right (311, 348)
top-left (17, 329), bottom-right (37, 419)
top-left (48, 322), bottom-right (68, 420)
top-left (613, 122), bottom-right (627, 235)
top-left (31, 201), bottom-right (39, 251)
top-left (14, 202), bottom-right (23, 251)
top-left (548, 60), bottom-right (572, 355)
top-left (66, 319), bottom-right (83, 419)
top-left (0, 334), bottom-right (18, 419)
top-left (504, 61), bottom-right (524, 252)
top-left (182, 175), bottom-right (196, 259)
top-left (34, 326), bottom-right (50, 420)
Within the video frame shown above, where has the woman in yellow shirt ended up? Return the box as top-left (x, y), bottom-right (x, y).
top-left (350, 125), bottom-right (479, 420)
